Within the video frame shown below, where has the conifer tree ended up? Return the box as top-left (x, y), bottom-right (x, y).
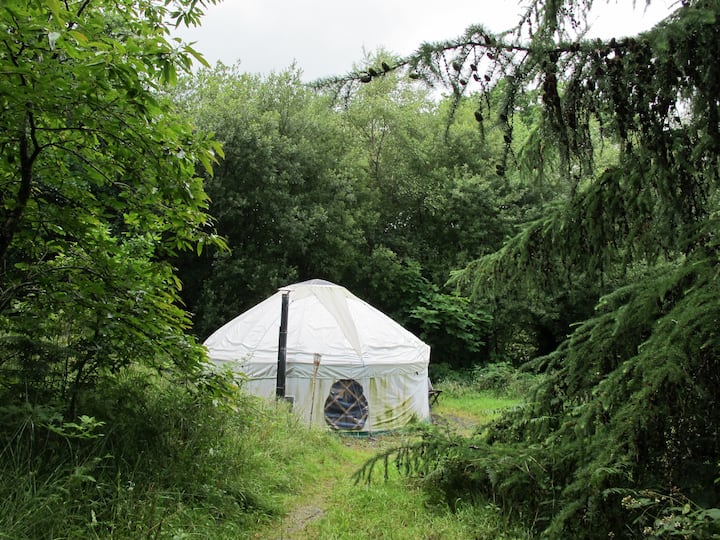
top-left (346, 1), bottom-right (720, 537)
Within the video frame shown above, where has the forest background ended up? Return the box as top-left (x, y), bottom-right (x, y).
top-left (1, 0), bottom-right (719, 538)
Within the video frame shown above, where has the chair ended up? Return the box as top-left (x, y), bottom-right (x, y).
top-left (428, 378), bottom-right (442, 405)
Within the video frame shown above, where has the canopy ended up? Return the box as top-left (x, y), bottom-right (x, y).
top-left (204, 279), bottom-right (431, 432)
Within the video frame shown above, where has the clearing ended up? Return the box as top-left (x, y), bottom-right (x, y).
top-left (250, 392), bottom-right (532, 540)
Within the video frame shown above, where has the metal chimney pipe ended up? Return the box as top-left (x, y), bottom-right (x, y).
top-left (276, 290), bottom-right (290, 399)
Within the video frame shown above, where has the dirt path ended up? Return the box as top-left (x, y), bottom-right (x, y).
top-left (260, 476), bottom-right (333, 539)
top-left (269, 504), bottom-right (327, 539)
top-left (249, 406), bottom-right (529, 539)
top-left (252, 436), bottom-right (379, 540)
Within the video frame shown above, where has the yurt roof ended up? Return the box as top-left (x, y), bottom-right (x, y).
top-left (203, 279), bottom-right (430, 368)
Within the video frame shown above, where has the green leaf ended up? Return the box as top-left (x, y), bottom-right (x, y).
top-left (185, 43), bottom-right (211, 69)
top-left (45, 0), bottom-right (63, 24)
top-left (68, 30), bottom-right (88, 44)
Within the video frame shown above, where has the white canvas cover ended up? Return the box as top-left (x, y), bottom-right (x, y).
top-left (203, 279), bottom-right (431, 432)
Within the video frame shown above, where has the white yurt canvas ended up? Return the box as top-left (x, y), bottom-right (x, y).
top-left (203, 279), bottom-right (431, 432)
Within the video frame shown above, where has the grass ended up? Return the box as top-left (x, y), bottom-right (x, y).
top-left (250, 366), bottom-right (535, 540)
top-left (0, 364), bottom-right (535, 539)
top-left (300, 464), bottom-right (531, 539)
top-left (0, 372), bottom-right (336, 539)
top-left (431, 386), bottom-right (522, 437)
top-left (252, 428), bottom-right (533, 540)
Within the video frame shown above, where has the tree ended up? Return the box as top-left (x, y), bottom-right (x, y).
top-left (349, 1), bottom-right (720, 537)
top-left (173, 64), bottom-right (369, 337)
top-left (0, 0), bottom-right (224, 415)
top-left (335, 54), bottom-right (517, 285)
top-left (175, 57), bottom-right (505, 368)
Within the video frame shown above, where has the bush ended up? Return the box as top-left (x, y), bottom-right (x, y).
top-left (0, 367), bottom-right (332, 538)
top-left (471, 362), bottom-right (539, 397)
top-left (428, 362), bottom-right (469, 383)
top-left (429, 362), bottom-right (539, 399)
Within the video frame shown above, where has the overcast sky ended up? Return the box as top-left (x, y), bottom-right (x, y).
top-left (174, 1), bottom-right (676, 81)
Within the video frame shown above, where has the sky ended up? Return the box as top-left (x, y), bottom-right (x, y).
top-left (174, 1), bottom-right (677, 81)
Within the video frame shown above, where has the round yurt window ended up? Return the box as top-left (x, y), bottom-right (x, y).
top-left (324, 379), bottom-right (369, 430)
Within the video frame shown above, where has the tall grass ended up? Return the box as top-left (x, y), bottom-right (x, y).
top-left (0, 363), bottom-right (537, 539)
top-left (433, 361), bottom-right (540, 398)
top-left (0, 368), bottom-right (335, 539)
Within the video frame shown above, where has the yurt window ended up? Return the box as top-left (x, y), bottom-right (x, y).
top-left (324, 379), bottom-right (369, 430)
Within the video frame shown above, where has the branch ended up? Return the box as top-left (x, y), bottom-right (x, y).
top-left (0, 111), bottom-right (41, 262)
top-left (76, 0), bottom-right (91, 18)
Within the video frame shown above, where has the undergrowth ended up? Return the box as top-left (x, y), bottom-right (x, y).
top-left (0, 367), bottom-right (334, 539)
top-left (0, 363), bottom-right (538, 539)
top-left (344, 364), bottom-right (537, 539)
top-left (433, 361), bottom-right (540, 398)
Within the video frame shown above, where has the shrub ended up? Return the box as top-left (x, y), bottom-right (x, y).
top-left (0, 367), bottom-right (331, 538)
top-left (471, 362), bottom-right (539, 397)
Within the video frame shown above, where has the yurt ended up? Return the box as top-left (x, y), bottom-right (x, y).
top-left (203, 279), bottom-right (431, 433)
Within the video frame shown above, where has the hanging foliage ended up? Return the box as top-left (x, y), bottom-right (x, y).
top-left (348, 0), bottom-right (720, 537)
